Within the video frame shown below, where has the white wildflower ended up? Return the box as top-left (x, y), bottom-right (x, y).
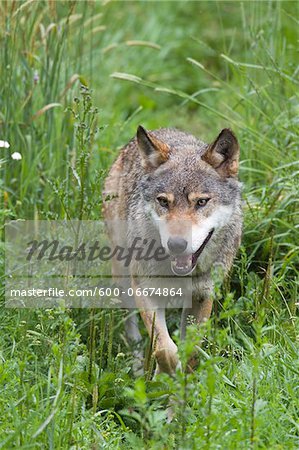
top-left (0, 140), bottom-right (10, 148)
top-left (11, 152), bottom-right (22, 160)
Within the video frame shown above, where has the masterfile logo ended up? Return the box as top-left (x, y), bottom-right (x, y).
top-left (5, 220), bottom-right (192, 309)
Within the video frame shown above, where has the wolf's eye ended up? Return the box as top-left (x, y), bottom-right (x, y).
top-left (196, 198), bottom-right (210, 208)
top-left (157, 196), bottom-right (169, 209)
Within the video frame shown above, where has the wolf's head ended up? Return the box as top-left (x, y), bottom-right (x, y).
top-left (137, 126), bottom-right (241, 276)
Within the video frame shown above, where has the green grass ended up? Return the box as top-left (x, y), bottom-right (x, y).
top-left (0, 1), bottom-right (298, 448)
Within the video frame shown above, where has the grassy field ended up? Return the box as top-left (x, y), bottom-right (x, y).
top-left (1, 1), bottom-right (298, 448)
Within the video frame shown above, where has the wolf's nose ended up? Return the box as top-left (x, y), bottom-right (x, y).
top-left (167, 237), bottom-right (187, 254)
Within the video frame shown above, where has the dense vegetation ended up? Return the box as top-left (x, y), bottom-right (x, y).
top-left (1, 1), bottom-right (298, 448)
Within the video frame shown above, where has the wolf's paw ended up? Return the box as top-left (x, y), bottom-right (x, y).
top-left (154, 345), bottom-right (180, 375)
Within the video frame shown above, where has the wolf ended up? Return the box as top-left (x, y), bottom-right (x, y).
top-left (103, 126), bottom-right (242, 375)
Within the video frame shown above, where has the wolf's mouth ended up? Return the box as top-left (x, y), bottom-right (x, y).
top-left (170, 229), bottom-right (214, 276)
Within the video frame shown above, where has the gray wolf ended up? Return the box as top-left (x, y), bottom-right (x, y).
top-left (103, 126), bottom-right (242, 375)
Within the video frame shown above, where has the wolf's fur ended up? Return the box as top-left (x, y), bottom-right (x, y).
top-left (103, 126), bottom-right (242, 375)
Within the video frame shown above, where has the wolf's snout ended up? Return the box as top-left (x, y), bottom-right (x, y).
top-left (167, 237), bottom-right (188, 254)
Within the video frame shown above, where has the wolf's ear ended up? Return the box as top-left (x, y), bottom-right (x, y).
top-left (202, 128), bottom-right (240, 178)
top-left (137, 125), bottom-right (170, 169)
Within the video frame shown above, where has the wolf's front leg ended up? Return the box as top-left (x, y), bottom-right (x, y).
top-left (132, 280), bottom-right (179, 375)
top-left (140, 308), bottom-right (180, 375)
top-left (111, 259), bottom-right (144, 375)
top-left (125, 312), bottom-right (144, 376)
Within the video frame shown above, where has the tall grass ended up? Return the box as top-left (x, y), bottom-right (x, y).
top-left (0, 1), bottom-right (298, 448)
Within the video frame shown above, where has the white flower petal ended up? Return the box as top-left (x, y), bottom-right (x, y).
top-left (0, 140), bottom-right (10, 148)
top-left (11, 152), bottom-right (22, 160)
